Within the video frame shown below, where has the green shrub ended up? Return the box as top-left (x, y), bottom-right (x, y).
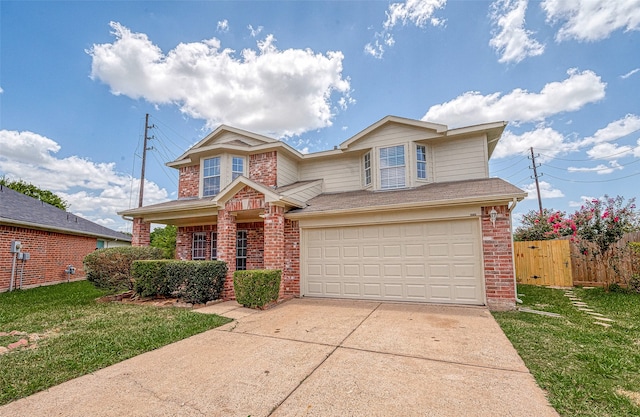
top-left (170, 261), bottom-right (227, 304)
top-left (132, 260), bottom-right (173, 298)
top-left (233, 269), bottom-right (281, 308)
top-left (83, 247), bottom-right (163, 291)
top-left (131, 260), bottom-right (227, 304)
top-left (629, 274), bottom-right (640, 294)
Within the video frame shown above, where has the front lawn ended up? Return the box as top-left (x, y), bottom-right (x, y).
top-left (493, 285), bottom-right (640, 417)
top-left (0, 281), bottom-right (231, 406)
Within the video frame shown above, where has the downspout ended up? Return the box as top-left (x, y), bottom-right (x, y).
top-left (508, 197), bottom-right (523, 304)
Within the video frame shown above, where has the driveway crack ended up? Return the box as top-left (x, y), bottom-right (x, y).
top-left (266, 302), bottom-right (382, 416)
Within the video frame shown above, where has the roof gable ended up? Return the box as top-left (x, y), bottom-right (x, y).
top-left (0, 186), bottom-right (131, 241)
top-left (172, 125), bottom-right (278, 164)
top-left (339, 115), bottom-right (448, 150)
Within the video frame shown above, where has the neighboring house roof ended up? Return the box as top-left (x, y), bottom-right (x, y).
top-left (0, 185), bottom-right (132, 242)
top-left (286, 178), bottom-right (526, 218)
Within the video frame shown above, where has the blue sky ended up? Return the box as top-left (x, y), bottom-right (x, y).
top-left (1, 0), bottom-right (639, 232)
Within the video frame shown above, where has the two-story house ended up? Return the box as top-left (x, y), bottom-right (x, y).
top-left (120, 116), bottom-right (526, 310)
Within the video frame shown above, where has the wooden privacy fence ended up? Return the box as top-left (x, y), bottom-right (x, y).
top-left (514, 240), bottom-right (573, 287)
top-left (514, 232), bottom-right (640, 287)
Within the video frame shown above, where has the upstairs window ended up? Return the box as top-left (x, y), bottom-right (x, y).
top-left (363, 152), bottom-right (372, 186)
top-left (380, 145), bottom-right (405, 189)
top-left (203, 157), bottom-right (221, 196)
top-left (192, 232), bottom-right (206, 260)
top-left (416, 145), bottom-right (427, 180)
top-left (232, 157), bottom-right (244, 180)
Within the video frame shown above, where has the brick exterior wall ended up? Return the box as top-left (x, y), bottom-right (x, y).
top-left (0, 225), bottom-right (96, 292)
top-left (481, 205), bottom-right (517, 311)
top-left (217, 209), bottom-right (237, 298)
top-left (178, 165), bottom-right (200, 198)
top-left (283, 219), bottom-right (300, 297)
top-left (176, 225), bottom-right (218, 260)
top-left (225, 186), bottom-right (266, 212)
top-left (249, 152), bottom-right (277, 187)
top-left (132, 218), bottom-right (150, 247)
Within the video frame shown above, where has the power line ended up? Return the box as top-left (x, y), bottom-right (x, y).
top-left (528, 147), bottom-right (543, 215)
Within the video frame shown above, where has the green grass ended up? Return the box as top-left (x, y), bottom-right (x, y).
top-left (493, 285), bottom-right (640, 417)
top-left (0, 281), bottom-right (231, 406)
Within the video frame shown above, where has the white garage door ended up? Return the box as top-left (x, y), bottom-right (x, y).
top-left (302, 219), bottom-right (483, 305)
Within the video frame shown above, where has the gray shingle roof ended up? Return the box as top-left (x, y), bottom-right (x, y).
top-left (0, 185), bottom-right (132, 241)
top-left (288, 178), bottom-right (526, 215)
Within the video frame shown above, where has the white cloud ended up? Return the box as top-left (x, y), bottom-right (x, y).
top-left (621, 68), bottom-right (640, 79)
top-left (579, 114), bottom-right (640, 146)
top-left (492, 126), bottom-right (571, 161)
top-left (365, 0), bottom-right (446, 59)
top-left (248, 24), bottom-right (263, 37)
top-left (568, 196), bottom-right (596, 208)
top-left (0, 86), bottom-right (3, 93)
top-left (0, 129), bottom-right (168, 230)
top-left (567, 161), bottom-right (624, 175)
top-left (522, 180), bottom-right (564, 199)
top-left (217, 19), bottom-right (229, 33)
top-left (423, 68), bottom-right (605, 127)
top-left (586, 142), bottom-right (633, 160)
top-left (87, 22), bottom-right (352, 138)
top-left (489, 0), bottom-right (545, 64)
top-left (542, 0), bottom-right (640, 42)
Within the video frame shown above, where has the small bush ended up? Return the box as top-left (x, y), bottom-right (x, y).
top-left (170, 261), bottom-right (227, 304)
top-left (629, 274), bottom-right (640, 294)
top-left (83, 247), bottom-right (163, 292)
top-left (131, 260), bottom-right (227, 304)
top-left (132, 260), bottom-right (173, 298)
top-left (233, 270), bottom-right (281, 308)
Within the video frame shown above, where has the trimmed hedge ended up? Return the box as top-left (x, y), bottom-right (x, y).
top-left (233, 269), bottom-right (281, 308)
top-left (83, 247), bottom-right (163, 292)
top-left (132, 260), bottom-right (227, 304)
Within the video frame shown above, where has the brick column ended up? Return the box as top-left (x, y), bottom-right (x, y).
top-left (217, 209), bottom-right (237, 299)
top-left (481, 205), bottom-right (516, 311)
top-left (283, 219), bottom-right (300, 297)
top-left (131, 218), bottom-right (150, 247)
top-left (264, 203), bottom-right (286, 299)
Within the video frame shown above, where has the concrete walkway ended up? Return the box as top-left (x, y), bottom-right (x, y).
top-left (0, 298), bottom-right (559, 417)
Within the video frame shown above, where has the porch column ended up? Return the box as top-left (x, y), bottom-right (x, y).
top-left (264, 204), bottom-right (286, 299)
top-left (481, 205), bottom-right (517, 311)
top-left (217, 209), bottom-right (237, 299)
top-left (131, 218), bottom-right (150, 247)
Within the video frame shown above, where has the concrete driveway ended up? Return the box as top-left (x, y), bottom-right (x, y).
top-left (0, 298), bottom-right (558, 417)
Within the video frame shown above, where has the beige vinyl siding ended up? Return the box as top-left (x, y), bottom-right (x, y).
top-left (346, 123), bottom-right (441, 152)
top-left (277, 153), bottom-right (299, 187)
top-left (431, 136), bottom-right (488, 182)
top-left (214, 132), bottom-right (266, 147)
top-left (299, 155), bottom-right (361, 193)
top-left (281, 181), bottom-right (323, 202)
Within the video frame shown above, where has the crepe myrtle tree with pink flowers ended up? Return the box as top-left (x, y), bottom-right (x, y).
top-left (571, 195), bottom-right (639, 288)
top-left (513, 208), bottom-right (576, 241)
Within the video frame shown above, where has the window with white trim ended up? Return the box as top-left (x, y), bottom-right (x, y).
top-left (380, 145), bottom-right (406, 189)
top-left (192, 232), bottom-right (206, 260)
top-left (210, 232), bottom-right (218, 260)
top-left (363, 152), bottom-right (372, 186)
top-left (236, 230), bottom-right (247, 271)
top-left (232, 157), bottom-right (244, 180)
top-left (416, 145), bottom-right (427, 180)
top-left (203, 157), bottom-right (221, 197)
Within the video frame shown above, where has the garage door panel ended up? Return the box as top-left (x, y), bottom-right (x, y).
top-left (302, 219), bottom-right (483, 305)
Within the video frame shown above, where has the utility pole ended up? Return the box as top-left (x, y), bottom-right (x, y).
top-left (529, 146), bottom-right (543, 216)
top-left (138, 113), bottom-right (154, 208)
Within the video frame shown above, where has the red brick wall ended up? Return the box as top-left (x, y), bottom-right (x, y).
top-left (0, 225), bottom-right (96, 292)
top-left (283, 219), bottom-right (300, 296)
top-left (225, 186), bottom-right (265, 212)
top-left (132, 218), bottom-right (150, 247)
top-left (249, 152), bottom-right (277, 187)
top-left (178, 165), bottom-right (200, 198)
top-left (217, 209), bottom-right (237, 299)
top-left (481, 205), bottom-right (517, 311)
top-left (176, 225), bottom-right (218, 260)
top-left (243, 222), bottom-right (264, 270)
